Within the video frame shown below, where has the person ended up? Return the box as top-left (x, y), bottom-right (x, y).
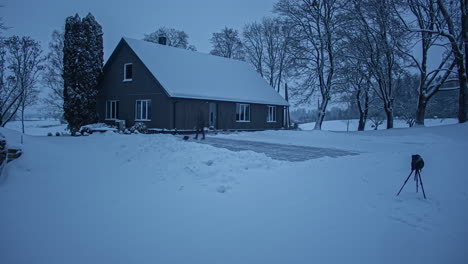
top-left (194, 108), bottom-right (206, 140)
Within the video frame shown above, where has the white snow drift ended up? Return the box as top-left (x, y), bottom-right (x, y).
top-left (0, 122), bottom-right (467, 264)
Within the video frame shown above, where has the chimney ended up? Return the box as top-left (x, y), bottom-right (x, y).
top-left (158, 35), bottom-right (167, 45)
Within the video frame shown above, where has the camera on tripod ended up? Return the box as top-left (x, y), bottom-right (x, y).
top-left (397, 154), bottom-right (427, 199)
top-left (411, 154), bottom-right (424, 171)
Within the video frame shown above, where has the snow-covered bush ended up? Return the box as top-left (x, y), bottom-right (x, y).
top-left (79, 123), bottom-right (117, 134)
top-left (130, 122), bottom-right (148, 134)
top-left (47, 132), bottom-right (53, 136)
top-left (55, 132), bottom-right (61, 136)
top-left (80, 126), bottom-right (91, 135)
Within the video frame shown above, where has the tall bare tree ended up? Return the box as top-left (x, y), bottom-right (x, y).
top-left (0, 46), bottom-right (20, 126)
top-left (338, 58), bottom-right (373, 131)
top-left (210, 27), bottom-right (244, 60)
top-left (435, 0), bottom-right (468, 123)
top-left (2, 36), bottom-right (44, 132)
top-left (144, 27), bottom-right (197, 51)
top-left (43, 30), bottom-right (64, 121)
top-left (243, 17), bottom-right (294, 93)
top-left (243, 22), bottom-right (265, 77)
top-left (345, 0), bottom-right (408, 129)
top-left (393, 0), bottom-right (456, 125)
top-left (275, 0), bottom-right (345, 130)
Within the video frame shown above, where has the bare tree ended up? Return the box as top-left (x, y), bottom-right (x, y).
top-left (3, 36), bottom-right (44, 132)
top-left (346, 0), bottom-right (408, 129)
top-left (275, 0), bottom-right (345, 130)
top-left (434, 0), bottom-right (468, 123)
top-left (0, 46), bottom-right (21, 126)
top-left (393, 72), bottom-right (420, 127)
top-left (338, 58), bottom-right (373, 131)
top-left (243, 22), bottom-right (265, 77)
top-left (210, 27), bottom-right (244, 60)
top-left (243, 17), bottom-right (294, 92)
top-left (392, 0), bottom-right (456, 126)
top-left (43, 30), bottom-right (64, 122)
top-left (0, 13), bottom-right (16, 126)
top-left (144, 27), bottom-right (197, 51)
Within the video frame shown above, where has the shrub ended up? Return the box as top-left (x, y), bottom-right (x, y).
top-left (79, 126), bottom-right (91, 135)
top-left (130, 122), bottom-right (148, 134)
top-left (55, 132), bottom-right (61, 136)
top-left (47, 132), bottom-right (53, 136)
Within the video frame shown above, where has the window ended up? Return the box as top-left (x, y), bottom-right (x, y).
top-left (135, 99), bottom-right (151, 121)
top-left (236, 103), bottom-right (250, 122)
top-left (105, 100), bottom-right (119, 120)
top-left (124, 63), bottom-right (133, 81)
top-left (267, 106), bottom-right (276, 122)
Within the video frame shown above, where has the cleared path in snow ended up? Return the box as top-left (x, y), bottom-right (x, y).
top-left (197, 137), bottom-right (359, 161)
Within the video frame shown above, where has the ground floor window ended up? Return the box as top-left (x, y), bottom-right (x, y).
top-left (106, 100), bottom-right (119, 120)
top-left (267, 105), bottom-right (276, 122)
top-left (135, 99), bottom-right (151, 121)
top-left (236, 103), bottom-right (251, 122)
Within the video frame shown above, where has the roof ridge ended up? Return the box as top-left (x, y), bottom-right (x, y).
top-left (122, 37), bottom-right (250, 67)
top-left (120, 37), bottom-right (289, 106)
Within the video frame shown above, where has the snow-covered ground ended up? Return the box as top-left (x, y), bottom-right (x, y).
top-left (0, 121), bottom-right (467, 264)
top-left (3, 118), bottom-right (457, 136)
top-left (4, 120), bottom-right (68, 136)
top-left (299, 118), bottom-right (458, 131)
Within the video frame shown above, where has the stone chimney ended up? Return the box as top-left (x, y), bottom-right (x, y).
top-left (158, 35), bottom-right (167, 45)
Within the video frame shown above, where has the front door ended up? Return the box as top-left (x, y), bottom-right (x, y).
top-left (208, 103), bottom-right (217, 129)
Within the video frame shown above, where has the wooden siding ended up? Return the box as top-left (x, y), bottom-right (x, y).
top-left (98, 40), bottom-right (285, 130)
top-left (97, 41), bottom-right (172, 128)
top-left (171, 98), bottom-right (284, 130)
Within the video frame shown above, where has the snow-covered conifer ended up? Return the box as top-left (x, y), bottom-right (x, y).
top-left (63, 13), bottom-right (103, 135)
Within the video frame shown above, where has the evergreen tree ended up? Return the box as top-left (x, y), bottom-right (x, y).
top-left (63, 13), bottom-right (103, 135)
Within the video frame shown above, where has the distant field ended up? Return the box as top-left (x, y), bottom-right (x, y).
top-left (2, 118), bottom-right (460, 136)
top-left (299, 118), bottom-right (458, 131)
top-left (4, 120), bottom-right (68, 136)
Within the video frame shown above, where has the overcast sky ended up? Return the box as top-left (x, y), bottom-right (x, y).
top-left (2, 0), bottom-right (278, 58)
top-left (2, 0), bottom-right (447, 114)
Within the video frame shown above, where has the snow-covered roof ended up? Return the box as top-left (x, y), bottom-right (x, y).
top-left (122, 38), bottom-right (289, 106)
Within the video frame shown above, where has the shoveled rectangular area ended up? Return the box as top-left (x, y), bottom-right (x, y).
top-left (197, 137), bottom-right (359, 162)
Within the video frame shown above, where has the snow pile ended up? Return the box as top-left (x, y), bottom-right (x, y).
top-left (0, 123), bottom-right (467, 264)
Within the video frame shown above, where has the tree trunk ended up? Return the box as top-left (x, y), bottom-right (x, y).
top-left (284, 83), bottom-right (290, 128)
top-left (415, 95), bottom-right (427, 126)
top-left (456, 61), bottom-right (468, 123)
top-left (358, 116), bottom-right (366, 131)
top-left (356, 89), bottom-right (369, 131)
top-left (462, 0), bottom-right (468, 123)
top-left (21, 109), bottom-right (25, 134)
top-left (314, 97), bottom-right (329, 130)
top-left (385, 106), bottom-right (394, 129)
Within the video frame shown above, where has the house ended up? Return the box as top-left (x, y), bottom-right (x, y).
top-left (98, 37), bottom-right (289, 131)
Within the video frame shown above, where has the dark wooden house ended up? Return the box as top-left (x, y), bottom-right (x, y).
top-left (98, 37), bottom-right (289, 131)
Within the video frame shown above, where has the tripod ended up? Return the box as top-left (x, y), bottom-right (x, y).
top-left (397, 169), bottom-right (426, 199)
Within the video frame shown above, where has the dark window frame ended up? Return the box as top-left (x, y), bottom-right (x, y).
top-left (124, 63), bottom-right (133, 81)
top-left (135, 99), bottom-right (151, 121)
top-left (267, 105), bottom-right (277, 122)
top-left (106, 100), bottom-right (119, 120)
top-left (236, 103), bottom-right (251, 122)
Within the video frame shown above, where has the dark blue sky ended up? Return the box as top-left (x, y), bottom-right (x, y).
top-left (3, 0), bottom-right (277, 58)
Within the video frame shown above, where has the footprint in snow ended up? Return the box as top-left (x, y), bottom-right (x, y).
top-left (204, 160), bottom-right (214, 166)
top-left (389, 196), bottom-right (436, 232)
top-left (216, 185), bottom-right (231, 193)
